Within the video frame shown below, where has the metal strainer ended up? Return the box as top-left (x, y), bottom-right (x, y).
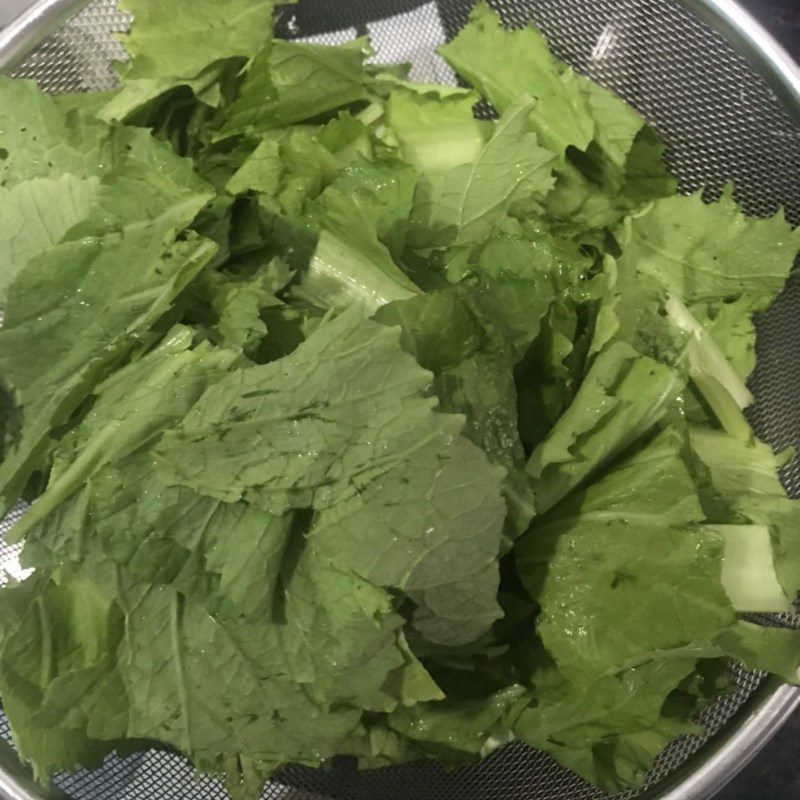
top-left (0, 1), bottom-right (799, 799)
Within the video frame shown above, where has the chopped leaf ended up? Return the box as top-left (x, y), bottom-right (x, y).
top-left (439, 3), bottom-right (594, 156)
top-left (714, 622), bottom-right (800, 684)
top-left (219, 38), bottom-right (371, 139)
top-left (0, 151), bottom-right (214, 515)
top-left (690, 428), bottom-right (800, 600)
top-left (98, 0), bottom-right (277, 122)
top-left (9, 327), bottom-right (237, 542)
top-left (616, 188), bottom-right (800, 306)
top-left (156, 309), bottom-right (507, 645)
top-left (665, 294), bottom-right (753, 439)
top-left (387, 85), bottom-right (488, 174)
top-left (518, 430), bottom-right (730, 681)
top-left (708, 525), bottom-right (791, 612)
top-left (526, 341), bottom-right (683, 513)
top-left (512, 658), bottom-right (700, 790)
top-left (0, 174), bottom-right (100, 304)
top-left (409, 96), bottom-right (556, 249)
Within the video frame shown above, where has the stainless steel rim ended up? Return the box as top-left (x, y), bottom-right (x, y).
top-left (648, 679), bottom-right (800, 799)
top-left (0, 0), bottom-right (86, 71)
top-left (0, 740), bottom-right (63, 800)
top-left (686, 0), bottom-right (800, 122)
top-left (0, 1), bottom-right (798, 799)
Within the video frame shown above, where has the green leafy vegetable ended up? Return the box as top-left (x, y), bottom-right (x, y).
top-left (219, 38), bottom-right (372, 139)
top-left (0, 88), bottom-right (215, 513)
top-left (527, 341), bottom-right (682, 513)
top-left (616, 188), bottom-right (800, 305)
top-left (155, 308), bottom-right (507, 646)
top-left (1, 1), bottom-right (798, 797)
top-left (9, 327), bottom-right (238, 542)
top-left (710, 525), bottom-right (790, 612)
top-left (98, 0), bottom-right (277, 123)
top-left (439, 2), bottom-right (594, 157)
top-left (386, 84), bottom-right (488, 174)
top-left (408, 96), bottom-right (556, 249)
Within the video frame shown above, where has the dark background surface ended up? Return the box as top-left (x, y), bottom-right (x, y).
top-left (740, 0), bottom-right (800, 59)
top-left (715, 6), bottom-right (798, 800)
top-left (715, 705), bottom-right (800, 800)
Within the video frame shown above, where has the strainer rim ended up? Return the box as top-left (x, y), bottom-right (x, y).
top-left (684, 0), bottom-right (800, 120)
top-left (0, 0), bottom-right (86, 72)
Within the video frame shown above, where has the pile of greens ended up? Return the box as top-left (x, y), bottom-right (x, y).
top-left (1, 1), bottom-right (798, 796)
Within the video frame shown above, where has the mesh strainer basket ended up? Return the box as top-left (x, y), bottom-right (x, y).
top-left (0, 1), bottom-right (799, 799)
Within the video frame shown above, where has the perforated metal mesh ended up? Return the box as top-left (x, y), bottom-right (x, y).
top-left (3, 0), bottom-right (800, 798)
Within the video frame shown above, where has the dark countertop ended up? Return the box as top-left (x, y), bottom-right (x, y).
top-left (716, 710), bottom-right (800, 799)
top-left (715, 4), bottom-right (799, 799)
top-left (740, 0), bottom-right (800, 59)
